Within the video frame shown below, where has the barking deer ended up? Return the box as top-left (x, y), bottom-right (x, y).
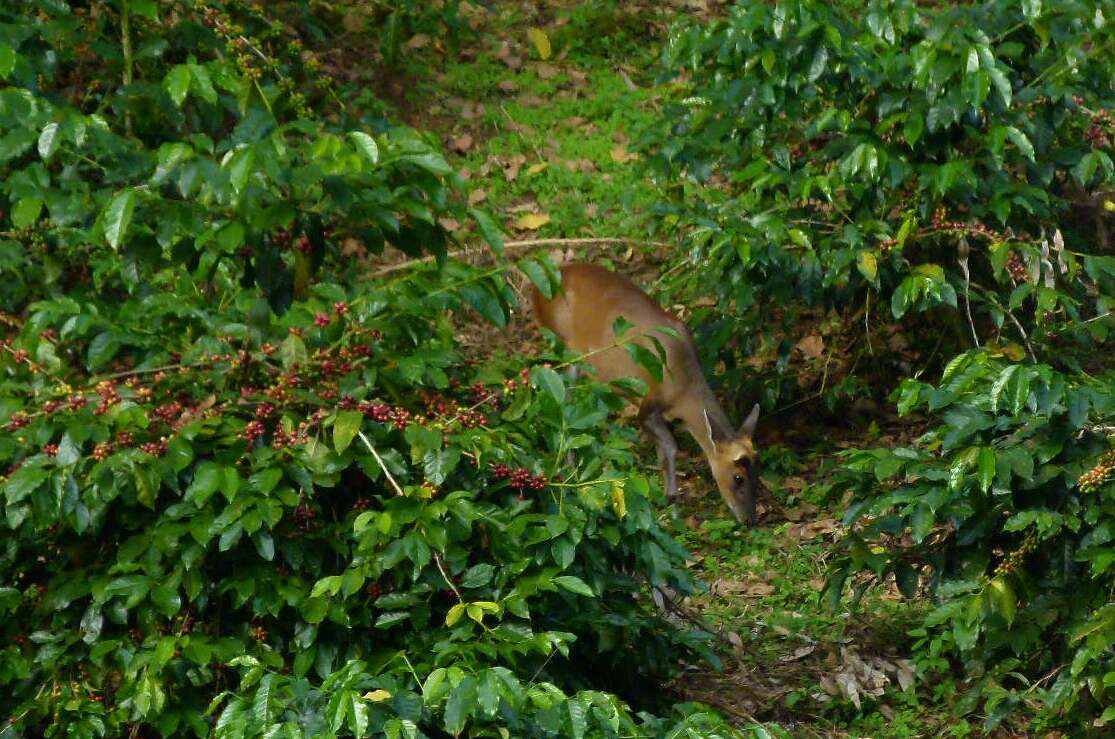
top-left (530, 262), bottom-right (761, 524)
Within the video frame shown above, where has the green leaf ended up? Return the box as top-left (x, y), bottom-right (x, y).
top-left (1005, 126), bottom-right (1035, 162)
top-left (280, 334), bottom-right (308, 369)
top-left (977, 447), bottom-right (996, 493)
top-left (422, 447), bottom-right (460, 487)
top-left (104, 189), bottom-right (137, 249)
top-left (227, 148), bottom-right (255, 194)
top-left (165, 65), bottom-right (191, 107)
top-left (151, 585), bottom-right (181, 618)
top-left (856, 250), bottom-right (878, 282)
top-left (470, 208), bottom-right (505, 256)
top-left (311, 575), bottom-right (343, 599)
top-left (349, 131), bottom-right (379, 164)
top-left (4, 465), bottom-right (47, 505)
top-left (518, 258), bottom-right (554, 298)
top-left (444, 677), bottom-right (477, 735)
top-left (987, 577), bottom-right (1017, 625)
top-left (37, 122), bottom-right (60, 160)
top-left (349, 691), bottom-right (369, 738)
top-left (0, 43), bottom-right (15, 79)
top-left (553, 575), bottom-right (595, 597)
top-left (87, 331), bottom-right (120, 369)
top-left (189, 63), bottom-right (218, 104)
top-left (461, 564), bottom-right (495, 588)
top-left (186, 462), bottom-right (222, 506)
top-left (12, 198), bottom-right (42, 228)
top-left (532, 366), bottom-right (565, 402)
top-left (334, 410), bottom-right (363, 453)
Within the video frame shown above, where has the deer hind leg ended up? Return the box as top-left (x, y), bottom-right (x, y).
top-left (641, 408), bottom-right (679, 499)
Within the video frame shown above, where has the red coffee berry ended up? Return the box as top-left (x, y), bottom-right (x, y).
top-left (314, 312), bottom-right (330, 327)
top-left (333, 301), bottom-right (348, 316)
top-left (241, 420), bottom-right (266, 443)
top-left (43, 444), bottom-right (59, 457)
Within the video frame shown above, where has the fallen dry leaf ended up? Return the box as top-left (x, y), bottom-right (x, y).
top-left (467, 189), bottom-right (487, 206)
top-left (526, 162), bottom-right (548, 176)
top-left (535, 63), bottom-right (559, 80)
top-left (797, 334), bottom-right (825, 359)
top-left (497, 43), bottom-right (522, 70)
top-left (405, 33), bottom-right (431, 50)
top-left (449, 134), bottom-right (474, 154)
top-left (516, 93), bottom-right (547, 107)
top-left (513, 213), bottom-right (550, 230)
top-left (779, 644), bottom-right (816, 662)
top-left (526, 27), bottom-right (552, 60)
top-left (497, 79), bottom-right (520, 94)
top-left (744, 582), bottom-right (776, 597)
top-left (610, 146), bottom-right (639, 164)
top-left (438, 217), bottom-right (461, 232)
top-left (503, 154), bottom-right (527, 182)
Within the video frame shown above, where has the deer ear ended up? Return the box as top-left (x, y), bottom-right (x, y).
top-left (739, 403), bottom-right (760, 438)
top-left (703, 409), bottom-right (718, 453)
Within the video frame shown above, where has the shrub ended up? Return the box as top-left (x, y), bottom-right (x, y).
top-left (830, 353), bottom-right (1115, 727)
top-left (641, 0), bottom-right (1115, 406)
top-left (640, 0), bottom-right (1115, 727)
top-left (0, 3), bottom-right (735, 737)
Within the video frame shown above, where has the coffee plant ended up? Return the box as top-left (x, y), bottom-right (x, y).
top-left (0, 2), bottom-right (744, 737)
top-left (642, 0), bottom-right (1115, 406)
top-left (830, 354), bottom-right (1115, 728)
top-left (640, 0), bottom-right (1115, 727)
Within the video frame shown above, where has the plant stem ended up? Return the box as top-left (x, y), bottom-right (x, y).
top-left (121, 0), bottom-right (133, 137)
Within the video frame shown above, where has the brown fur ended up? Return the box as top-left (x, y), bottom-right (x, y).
top-left (530, 263), bottom-right (761, 523)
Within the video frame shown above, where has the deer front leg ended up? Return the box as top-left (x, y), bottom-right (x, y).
top-left (642, 409), bottom-right (678, 499)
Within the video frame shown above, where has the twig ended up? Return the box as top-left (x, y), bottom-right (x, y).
top-left (500, 105), bottom-right (546, 162)
top-left (958, 239), bottom-right (981, 348)
top-left (358, 431), bottom-right (404, 496)
top-left (864, 291), bottom-right (874, 356)
top-left (432, 551), bottom-right (462, 602)
top-left (370, 237), bottom-right (672, 278)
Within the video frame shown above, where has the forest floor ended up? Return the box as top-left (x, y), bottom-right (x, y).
top-left (332, 2), bottom-right (987, 736)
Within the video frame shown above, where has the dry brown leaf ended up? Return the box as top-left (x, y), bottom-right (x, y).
top-left (517, 93), bottom-right (547, 107)
top-left (584, 203), bottom-right (598, 219)
top-left (610, 146), bottom-right (638, 164)
top-left (405, 33), bottom-right (431, 50)
top-left (503, 154), bottom-right (527, 182)
top-left (526, 162), bottom-right (548, 176)
top-left (744, 582), bottom-right (775, 597)
top-left (449, 134), bottom-right (474, 154)
top-left (498, 79), bottom-right (520, 94)
top-left (797, 334), bottom-right (825, 359)
top-left (535, 63), bottom-right (560, 80)
top-left (467, 189), bottom-right (488, 206)
top-left (508, 200), bottom-right (540, 214)
top-left (568, 68), bottom-right (588, 87)
top-left (513, 213), bottom-right (550, 230)
top-left (497, 43), bottom-right (523, 70)
top-left (438, 217), bottom-right (461, 232)
top-left (563, 116), bottom-right (587, 128)
top-left (779, 644), bottom-right (816, 662)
